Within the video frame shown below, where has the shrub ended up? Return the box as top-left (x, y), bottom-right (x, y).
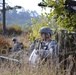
top-left (6, 27), bottom-right (22, 35)
top-left (0, 36), bottom-right (10, 54)
top-left (0, 24), bottom-right (23, 35)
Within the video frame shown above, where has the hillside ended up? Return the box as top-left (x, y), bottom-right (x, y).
top-left (2, 9), bottom-right (39, 26)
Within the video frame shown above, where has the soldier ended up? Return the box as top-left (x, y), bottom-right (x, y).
top-left (29, 26), bottom-right (59, 66)
top-left (9, 37), bottom-right (22, 52)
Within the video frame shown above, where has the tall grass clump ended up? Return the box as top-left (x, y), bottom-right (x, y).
top-left (0, 53), bottom-right (75, 75)
top-left (0, 36), bottom-right (10, 54)
top-left (6, 24), bottom-right (23, 36)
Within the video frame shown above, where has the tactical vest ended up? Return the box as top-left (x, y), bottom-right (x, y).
top-left (36, 40), bottom-right (57, 50)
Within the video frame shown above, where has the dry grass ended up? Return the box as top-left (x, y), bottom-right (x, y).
top-left (6, 33), bottom-right (30, 48)
top-left (0, 51), bottom-right (76, 75)
top-left (0, 35), bottom-right (76, 75)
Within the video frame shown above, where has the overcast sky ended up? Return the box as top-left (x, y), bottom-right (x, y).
top-left (6, 0), bottom-right (50, 14)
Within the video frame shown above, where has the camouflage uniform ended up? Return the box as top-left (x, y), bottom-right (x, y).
top-left (12, 42), bottom-right (21, 51)
top-left (29, 27), bottom-right (59, 65)
top-left (10, 37), bottom-right (21, 52)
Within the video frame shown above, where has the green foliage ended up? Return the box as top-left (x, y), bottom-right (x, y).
top-left (29, 17), bottom-right (49, 41)
top-left (42, 0), bottom-right (76, 31)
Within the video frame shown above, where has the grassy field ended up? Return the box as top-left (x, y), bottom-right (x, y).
top-left (0, 34), bottom-right (76, 75)
top-left (0, 55), bottom-right (75, 75)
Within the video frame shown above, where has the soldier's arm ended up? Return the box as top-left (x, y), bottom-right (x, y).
top-left (49, 40), bottom-right (58, 57)
top-left (30, 42), bottom-right (35, 51)
top-left (30, 38), bottom-right (40, 51)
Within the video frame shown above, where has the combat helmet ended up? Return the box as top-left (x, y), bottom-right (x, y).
top-left (12, 37), bottom-right (17, 41)
top-left (39, 26), bottom-right (52, 34)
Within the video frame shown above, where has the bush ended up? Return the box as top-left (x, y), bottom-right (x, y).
top-left (0, 36), bottom-right (9, 48)
top-left (0, 24), bottom-right (23, 35)
top-left (0, 36), bottom-right (10, 54)
top-left (6, 24), bottom-right (23, 35)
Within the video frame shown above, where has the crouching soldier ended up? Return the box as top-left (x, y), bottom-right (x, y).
top-left (29, 26), bottom-right (59, 66)
top-left (9, 37), bottom-right (23, 52)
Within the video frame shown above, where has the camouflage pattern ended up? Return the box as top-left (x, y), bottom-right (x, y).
top-left (10, 37), bottom-right (22, 52)
top-left (29, 39), bottom-right (58, 65)
top-left (12, 42), bottom-right (21, 51)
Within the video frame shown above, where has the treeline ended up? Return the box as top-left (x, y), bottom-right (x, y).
top-left (6, 9), bottom-right (39, 26)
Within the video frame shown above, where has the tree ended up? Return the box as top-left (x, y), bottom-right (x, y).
top-left (6, 9), bottom-right (39, 26)
top-left (29, 16), bottom-right (49, 41)
top-left (41, 0), bottom-right (76, 31)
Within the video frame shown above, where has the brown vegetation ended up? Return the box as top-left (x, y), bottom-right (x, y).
top-left (0, 36), bottom-right (10, 54)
